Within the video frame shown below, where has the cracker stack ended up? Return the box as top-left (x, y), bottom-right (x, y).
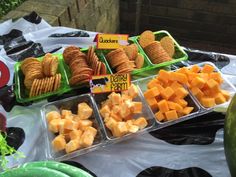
top-left (63, 46), bottom-right (107, 86)
top-left (20, 53), bottom-right (61, 98)
top-left (144, 41), bottom-right (172, 64)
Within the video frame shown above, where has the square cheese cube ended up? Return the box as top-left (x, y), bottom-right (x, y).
top-left (69, 129), bottom-right (83, 140)
top-left (160, 87), bottom-right (174, 100)
top-left (191, 77), bottom-right (206, 89)
top-left (144, 87), bottom-right (160, 99)
top-left (78, 102), bottom-right (93, 119)
top-left (215, 93), bottom-right (227, 104)
top-left (155, 111), bottom-right (165, 122)
top-left (175, 87), bottom-right (188, 99)
top-left (146, 98), bottom-right (159, 112)
top-left (131, 102), bottom-right (142, 113)
top-left (52, 135), bottom-right (66, 151)
top-left (165, 110), bottom-right (178, 120)
top-left (100, 105), bottom-right (111, 118)
top-left (133, 117), bottom-right (148, 129)
top-left (157, 100), bottom-right (169, 112)
top-left (200, 97), bottom-right (215, 108)
top-left (46, 111), bottom-right (61, 123)
top-left (127, 84), bottom-right (139, 99)
top-left (182, 107), bottom-right (194, 115)
top-left (65, 139), bottom-right (80, 153)
top-left (202, 64), bottom-right (215, 73)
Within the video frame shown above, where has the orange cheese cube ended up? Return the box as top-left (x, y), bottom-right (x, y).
top-left (133, 117), bottom-right (148, 129)
top-left (165, 110), bottom-right (178, 120)
top-left (127, 84), bottom-right (139, 98)
top-left (187, 73), bottom-right (198, 82)
top-left (167, 101), bottom-right (183, 112)
top-left (202, 64), bottom-right (215, 73)
top-left (173, 98), bottom-right (188, 108)
top-left (112, 105), bottom-right (122, 115)
top-left (61, 110), bottom-right (72, 119)
top-left (177, 67), bottom-right (190, 74)
top-left (190, 65), bottom-right (201, 73)
top-left (209, 72), bottom-right (223, 84)
top-left (110, 111), bottom-right (122, 121)
top-left (155, 111), bottom-right (165, 122)
top-left (147, 79), bottom-right (159, 89)
top-left (48, 119), bottom-right (60, 133)
top-left (215, 93), bottom-right (227, 104)
top-left (157, 100), bottom-right (169, 112)
top-left (78, 102), bottom-right (93, 119)
top-left (200, 97), bottom-right (215, 108)
top-left (171, 72), bottom-right (188, 84)
top-left (158, 69), bottom-right (170, 83)
top-left (160, 87), bottom-right (174, 100)
top-left (182, 107), bottom-right (194, 115)
top-left (154, 83), bottom-right (164, 93)
top-left (144, 87), bottom-right (160, 99)
top-left (46, 111), bottom-right (61, 123)
top-left (206, 79), bottom-right (219, 89)
top-left (131, 102), bottom-right (142, 113)
top-left (112, 122), bottom-right (128, 137)
top-left (78, 120), bottom-right (93, 131)
top-left (69, 129), bottom-right (83, 140)
top-left (191, 77), bottom-right (206, 89)
top-left (191, 87), bottom-right (204, 99)
top-left (221, 90), bottom-right (230, 101)
top-left (52, 135), bottom-right (66, 151)
top-left (100, 105), bottom-right (111, 118)
top-left (170, 81), bottom-right (182, 91)
top-left (65, 139), bottom-right (80, 153)
top-left (175, 87), bottom-right (188, 98)
top-left (146, 98), bottom-right (159, 112)
top-left (199, 73), bottom-right (209, 81)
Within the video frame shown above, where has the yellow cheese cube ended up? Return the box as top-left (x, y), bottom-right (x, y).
top-left (48, 119), bottom-right (60, 133)
top-left (69, 129), bottom-right (83, 140)
top-left (157, 100), bottom-right (169, 112)
top-left (78, 120), bottom-right (93, 131)
top-left (127, 84), bottom-right (139, 99)
top-left (133, 117), bottom-right (148, 129)
top-left (65, 139), bottom-right (80, 153)
top-left (191, 77), bottom-right (206, 89)
top-left (200, 97), bottom-right (215, 108)
top-left (182, 107), bottom-right (194, 115)
top-left (144, 87), bottom-right (160, 99)
top-left (131, 102), bottom-right (142, 113)
top-left (80, 132), bottom-right (95, 148)
top-left (85, 126), bottom-right (97, 137)
top-left (110, 111), bottom-right (122, 121)
top-left (100, 105), bottom-right (111, 118)
top-left (105, 118), bottom-right (117, 130)
top-left (46, 111), bottom-right (61, 123)
top-left (215, 93), bottom-right (227, 104)
top-left (52, 135), bottom-right (66, 151)
top-left (109, 92), bottom-right (122, 105)
top-left (202, 64), bottom-right (215, 73)
top-left (112, 122), bottom-right (128, 137)
top-left (64, 119), bottom-right (78, 130)
top-left (126, 120), bottom-right (139, 133)
top-left (160, 87), bottom-right (174, 100)
top-left (146, 98), bottom-right (159, 112)
top-left (175, 87), bottom-right (188, 98)
top-left (112, 105), bottom-right (121, 114)
top-left (61, 110), bottom-right (72, 119)
top-left (78, 102), bottom-right (93, 119)
top-left (155, 111), bottom-right (165, 122)
top-left (120, 102), bottom-right (131, 118)
top-left (165, 110), bottom-right (178, 120)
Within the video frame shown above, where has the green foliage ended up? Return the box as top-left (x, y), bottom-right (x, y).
top-left (0, 133), bottom-right (25, 170)
top-left (0, 0), bottom-right (26, 18)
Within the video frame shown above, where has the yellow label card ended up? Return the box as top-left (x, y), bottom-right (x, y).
top-left (90, 73), bottom-right (131, 94)
top-left (96, 34), bottom-right (129, 49)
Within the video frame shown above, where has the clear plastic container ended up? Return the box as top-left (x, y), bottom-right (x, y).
top-left (40, 94), bottom-right (106, 161)
top-left (92, 86), bottom-right (156, 141)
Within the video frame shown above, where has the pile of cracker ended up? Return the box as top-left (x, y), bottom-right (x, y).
top-left (139, 30), bottom-right (175, 64)
top-left (106, 44), bottom-right (144, 73)
top-left (63, 46), bottom-right (106, 86)
top-left (20, 53), bottom-right (61, 98)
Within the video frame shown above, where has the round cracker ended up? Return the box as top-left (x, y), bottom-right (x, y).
top-left (69, 74), bottom-right (91, 86)
top-left (160, 36), bottom-right (175, 57)
top-left (49, 55), bottom-right (59, 76)
top-left (135, 53), bottom-right (144, 69)
top-left (139, 30), bottom-right (155, 48)
top-left (100, 62), bottom-right (107, 75)
top-left (63, 46), bottom-right (80, 64)
top-left (29, 79), bottom-right (37, 97)
top-left (123, 44), bottom-right (138, 60)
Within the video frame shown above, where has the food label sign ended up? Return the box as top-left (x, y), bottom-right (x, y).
top-left (90, 73), bottom-right (131, 94)
top-left (95, 34), bottom-right (129, 49)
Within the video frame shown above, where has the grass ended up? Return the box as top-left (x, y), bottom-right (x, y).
top-left (0, 0), bottom-right (26, 18)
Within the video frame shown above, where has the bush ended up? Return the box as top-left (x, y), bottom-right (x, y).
top-left (0, 0), bottom-right (26, 18)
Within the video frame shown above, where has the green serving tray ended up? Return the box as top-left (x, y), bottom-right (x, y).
top-left (14, 54), bottom-right (70, 103)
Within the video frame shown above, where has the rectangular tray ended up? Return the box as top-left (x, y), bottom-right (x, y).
top-left (132, 30), bottom-right (188, 69)
top-left (40, 94), bottom-right (106, 161)
top-left (92, 86), bottom-right (156, 141)
top-left (134, 61), bottom-right (236, 129)
top-left (14, 54), bottom-right (70, 103)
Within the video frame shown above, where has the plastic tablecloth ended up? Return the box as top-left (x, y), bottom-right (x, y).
top-left (1, 12), bottom-right (236, 177)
